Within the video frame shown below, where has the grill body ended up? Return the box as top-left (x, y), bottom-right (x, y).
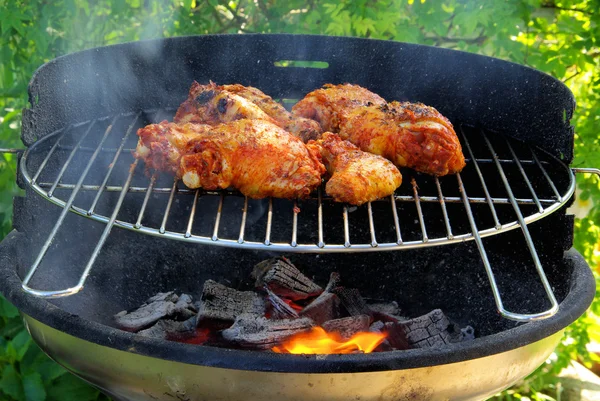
top-left (22, 318), bottom-right (564, 401)
top-left (0, 34), bottom-right (595, 401)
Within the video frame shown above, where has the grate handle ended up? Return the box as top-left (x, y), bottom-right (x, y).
top-left (572, 167), bottom-right (600, 177)
top-left (0, 147), bottom-right (24, 154)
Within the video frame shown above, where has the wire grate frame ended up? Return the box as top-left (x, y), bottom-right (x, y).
top-left (19, 109), bottom-right (576, 321)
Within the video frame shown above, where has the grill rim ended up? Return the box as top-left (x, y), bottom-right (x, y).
top-left (0, 230), bottom-right (593, 373)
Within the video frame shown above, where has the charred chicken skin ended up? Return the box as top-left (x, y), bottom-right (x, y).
top-left (175, 82), bottom-right (322, 141)
top-left (134, 121), bottom-right (212, 174)
top-left (307, 133), bottom-right (402, 205)
top-left (339, 101), bottom-right (466, 176)
top-left (179, 119), bottom-right (325, 199)
top-left (292, 83), bottom-right (386, 132)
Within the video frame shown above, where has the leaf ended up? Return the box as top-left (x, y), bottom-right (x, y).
top-left (23, 373), bottom-right (46, 401)
top-left (0, 296), bottom-right (19, 319)
top-left (0, 364), bottom-right (24, 400)
top-left (12, 330), bottom-right (32, 362)
top-left (46, 374), bottom-right (99, 401)
top-left (4, 341), bottom-right (18, 364)
top-left (36, 360), bottom-right (67, 383)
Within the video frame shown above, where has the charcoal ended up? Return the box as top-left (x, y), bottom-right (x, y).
top-left (322, 315), bottom-right (371, 340)
top-left (323, 272), bottom-right (341, 292)
top-left (265, 287), bottom-right (300, 319)
top-left (368, 301), bottom-right (400, 316)
top-left (458, 325), bottom-right (476, 342)
top-left (221, 314), bottom-right (314, 349)
top-left (384, 309), bottom-right (470, 350)
top-left (173, 293), bottom-right (198, 320)
top-left (252, 257), bottom-right (322, 300)
top-left (383, 321), bottom-right (410, 350)
top-left (300, 292), bottom-right (341, 325)
top-left (138, 316), bottom-right (197, 340)
top-left (146, 291), bottom-right (179, 303)
top-left (300, 273), bottom-right (342, 324)
top-left (115, 297), bottom-right (177, 331)
top-left (197, 280), bottom-right (265, 324)
top-left (368, 301), bottom-right (407, 323)
top-left (369, 321), bottom-right (385, 333)
top-left (333, 288), bottom-right (372, 319)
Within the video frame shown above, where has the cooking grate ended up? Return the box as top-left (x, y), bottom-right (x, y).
top-left (19, 109), bottom-right (579, 321)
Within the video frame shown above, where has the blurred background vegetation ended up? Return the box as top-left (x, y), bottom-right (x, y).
top-left (0, 0), bottom-right (599, 400)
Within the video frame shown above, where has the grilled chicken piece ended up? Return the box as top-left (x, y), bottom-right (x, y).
top-left (292, 83), bottom-right (386, 132)
top-left (339, 102), bottom-right (466, 176)
top-left (175, 82), bottom-right (322, 141)
top-left (307, 133), bottom-right (402, 205)
top-left (180, 119), bottom-right (325, 199)
top-left (134, 121), bottom-right (212, 174)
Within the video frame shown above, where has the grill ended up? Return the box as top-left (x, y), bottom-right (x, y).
top-left (0, 34), bottom-right (597, 401)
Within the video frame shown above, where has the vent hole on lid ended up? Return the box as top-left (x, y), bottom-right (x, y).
top-left (273, 60), bottom-right (329, 69)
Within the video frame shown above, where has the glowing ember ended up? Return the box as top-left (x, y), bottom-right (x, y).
top-left (284, 299), bottom-right (303, 311)
top-left (272, 327), bottom-right (387, 354)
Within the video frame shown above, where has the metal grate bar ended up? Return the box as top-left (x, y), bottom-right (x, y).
top-left (134, 172), bottom-right (157, 229)
top-left (367, 202), bottom-right (377, 247)
top-left (460, 128), bottom-right (502, 229)
top-left (87, 112), bottom-right (141, 215)
top-left (456, 172), bottom-right (507, 318)
top-left (465, 158), bottom-right (544, 165)
top-left (238, 196), bottom-right (249, 243)
top-left (212, 193), bottom-right (224, 241)
top-left (58, 145), bottom-right (137, 153)
top-left (159, 178), bottom-right (178, 234)
top-left (36, 182), bottom-right (561, 206)
top-left (343, 206), bottom-right (350, 247)
top-left (389, 195), bottom-right (403, 244)
top-left (31, 125), bottom-right (72, 184)
top-left (317, 187), bottom-right (325, 248)
top-left (185, 189), bottom-right (200, 238)
top-left (411, 178), bottom-right (428, 242)
top-left (482, 132), bottom-right (559, 320)
top-left (291, 200), bottom-right (299, 247)
top-left (21, 119), bottom-right (125, 297)
top-left (264, 198), bottom-right (273, 245)
top-left (435, 177), bottom-right (453, 239)
top-left (532, 150), bottom-right (563, 202)
top-left (71, 160), bottom-right (141, 297)
top-left (47, 122), bottom-right (96, 198)
top-left (506, 141), bottom-right (543, 213)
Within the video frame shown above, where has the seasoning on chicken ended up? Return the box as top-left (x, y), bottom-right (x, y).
top-left (339, 102), bottom-right (466, 176)
top-left (174, 81), bottom-right (276, 126)
top-left (134, 121), bottom-right (212, 174)
top-left (179, 119), bottom-right (326, 199)
top-left (175, 82), bottom-right (322, 141)
top-left (292, 83), bottom-right (386, 132)
top-left (307, 133), bottom-right (402, 206)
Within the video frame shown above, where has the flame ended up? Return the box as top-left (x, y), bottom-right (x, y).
top-left (272, 327), bottom-right (387, 354)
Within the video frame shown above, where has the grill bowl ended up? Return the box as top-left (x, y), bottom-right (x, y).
top-left (0, 230), bottom-right (594, 401)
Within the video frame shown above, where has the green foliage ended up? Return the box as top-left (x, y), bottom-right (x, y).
top-left (0, 297), bottom-right (109, 400)
top-left (1, 1), bottom-right (599, 400)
